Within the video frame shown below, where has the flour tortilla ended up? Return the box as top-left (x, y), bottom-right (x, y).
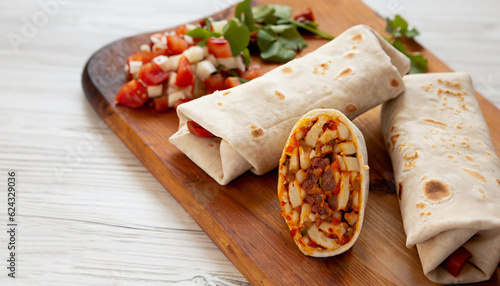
top-left (381, 72), bottom-right (500, 284)
top-left (170, 25), bottom-right (410, 185)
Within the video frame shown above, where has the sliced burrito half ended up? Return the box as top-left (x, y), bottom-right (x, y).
top-left (278, 109), bottom-right (369, 257)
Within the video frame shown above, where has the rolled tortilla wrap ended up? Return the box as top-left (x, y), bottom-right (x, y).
top-left (170, 24), bottom-right (410, 185)
top-left (278, 109), bottom-right (369, 257)
top-left (381, 72), bottom-right (500, 284)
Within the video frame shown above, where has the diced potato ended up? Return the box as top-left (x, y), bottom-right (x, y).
top-left (291, 210), bottom-right (300, 224)
top-left (299, 146), bottom-right (311, 169)
top-left (333, 169), bottom-right (341, 185)
top-left (279, 165), bottom-right (287, 177)
top-left (305, 118), bottom-right (327, 147)
top-left (334, 142), bottom-right (356, 155)
top-left (344, 156), bottom-right (359, 171)
top-left (351, 191), bottom-right (360, 210)
top-left (288, 181), bottom-right (302, 209)
top-left (318, 128), bottom-right (337, 144)
top-left (288, 148), bottom-right (299, 173)
top-left (336, 155), bottom-right (346, 171)
top-left (337, 172), bottom-right (350, 210)
top-left (337, 122), bottom-right (349, 140)
top-left (308, 224), bottom-right (336, 249)
top-left (344, 212), bottom-right (359, 226)
top-left (321, 144), bottom-right (333, 155)
top-left (296, 169), bottom-right (307, 184)
top-left (295, 130), bottom-right (305, 141)
top-left (300, 203), bottom-right (311, 225)
top-left (319, 221), bottom-right (344, 240)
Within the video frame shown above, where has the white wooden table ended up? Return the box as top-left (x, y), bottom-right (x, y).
top-left (0, 0), bottom-right (498, 285)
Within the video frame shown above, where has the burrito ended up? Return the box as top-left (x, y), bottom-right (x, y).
top-left (277, 109), bottom-right (369, 257)
top-left (381, 72), bottom-right (500, 284)
top-left (170, 24), bottom-right (410, 185)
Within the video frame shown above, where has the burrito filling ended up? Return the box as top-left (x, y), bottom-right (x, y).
top-left (279, 116), bottom-right (361, 253)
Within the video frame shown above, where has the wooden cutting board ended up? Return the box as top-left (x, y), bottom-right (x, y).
top-left (81, 0), bottom-right (500, 284)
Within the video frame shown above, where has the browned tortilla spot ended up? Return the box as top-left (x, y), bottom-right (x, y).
top-left (336, 68), bottom-right (352, 79)
top-left (496, 178), bottom-right (500, 186)
top-left (422, 118), bottom-right (448, 128)
top-left (223, 91), bottom-right (230, 96)
top-left (416, 202), bottom-right (427, 209)
top-left (208, 144), bottom-right (214, 147)
top-left (461, 142), bottom-right (470, 148)
top-left (478, 187), bottom-right (485, 198)
top-left (250, 125), bottom-right (265, 138)
top-left (217, 102), bottom-right (222, 106)
top-left (462, 168), bottom-right (487, 183)
top-left (403, 150), bottom-right (419, 161)
top-left (274, 90), bottom-right (285, 100)
top-left (391, 133), bottom-right (401, 151)
top-left (419, 212), bottom-right (432, 217)
top-left (454, 82), bottom-right (462, 88)
top-left (398, 182), bottom-right (403, 200)
top-left (313, 67), bottom-right (319, 74)
top-left (391, 126), bottom-right (396, 133)
top-left (351, 33), bottom-right (362, 43)
top-left (344, 103), bottom-right (359, 114)
top-left (465, 155), bottom-right (474, 162)
top-left (390, 78), bottom-right (400, 88)
top-left (320, 63), bottom-right (329, 70)
top-left (424, 179), bottom-right (450, 201)
top-left (344, 52), bottom-right (356, 58)
top-left (447, 155), bottom-right (454, 159)
top-left (282, 66), bottom-right (293, 74)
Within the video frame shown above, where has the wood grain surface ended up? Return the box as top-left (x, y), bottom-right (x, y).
top-left (80, 0), bottom-right (500, 285)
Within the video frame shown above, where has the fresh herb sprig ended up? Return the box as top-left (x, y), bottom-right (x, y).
top-left (188, 0), bottom-right (334, 65)
top-left (385, 15), bottom-right (428, 73)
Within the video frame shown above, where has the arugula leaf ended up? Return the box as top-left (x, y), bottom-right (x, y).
top-left (223, 20), bottom-right (250, 56)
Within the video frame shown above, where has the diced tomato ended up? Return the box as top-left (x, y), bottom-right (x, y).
top-left (444, 247), bottom-right (472, 277)
top-left (167, 35), bottom-right (189, 55)
top-left (138, 62), bottom-right (169, 86)
top-left (115, 80), bottom-right (149, 108)
top-left (224, 77), bottom-right (241, 89)
top-left (241, 65), bottom-right (261, 81)
top-left (151, 97), bottom-right (170, 112)
top-left (187, 121), bottom-right (215, 138)
top-left (331, 159), bottom-right (341, 171)
top-left (207, 38), bottom-right (233, 58)
top-left (294, 8), bottom-right (315, 23)
top-left (174, 98), bottom-right (193, 109)
top-left (175, 25), bottom-right (189, 35)
top-left (127, 51), bottom-right (160, 64)
top-left (175, 56), bottom-right (194, 87)
top-left (204, 73), bottom-right (226, 93)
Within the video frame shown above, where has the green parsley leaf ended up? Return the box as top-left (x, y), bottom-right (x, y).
top-left (290, 20), bottom-right (334, 40)
top-left (385, 15), bottom-right (428, 73)
top-left (242, 48), bottom-right (250, 67)
top-left (257, 28), bottom-right (296, 62)
top-left (235, 0), bottom-right (255, 31)
top-left (277, 26), bottom-right (308, 51)
top-left (223, 20), bottom-right (250, 56)
top-left (205, 17), bottom-right (212, 32)
top-left (186, 27), bottom-right (221, 46)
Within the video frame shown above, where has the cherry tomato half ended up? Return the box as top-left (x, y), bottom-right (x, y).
top-left (240, 64), bottom-right (261, 81)
top-left (115, 80), bottom-right (149, 108)
top-left (138, 62), bottom-right (169, 86)
top-left (187, 121), bottom-right (215, 138)
top-left (294, 8), bottom-right (315, 23)
top-left (174, 98), bottom-right (193, 109)
top-left (207, 38), bottom-right (233, 58)
top-left (175, 56), bottom-right (194, 87)
top-left (444, 247), bottom-right (472, 277)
